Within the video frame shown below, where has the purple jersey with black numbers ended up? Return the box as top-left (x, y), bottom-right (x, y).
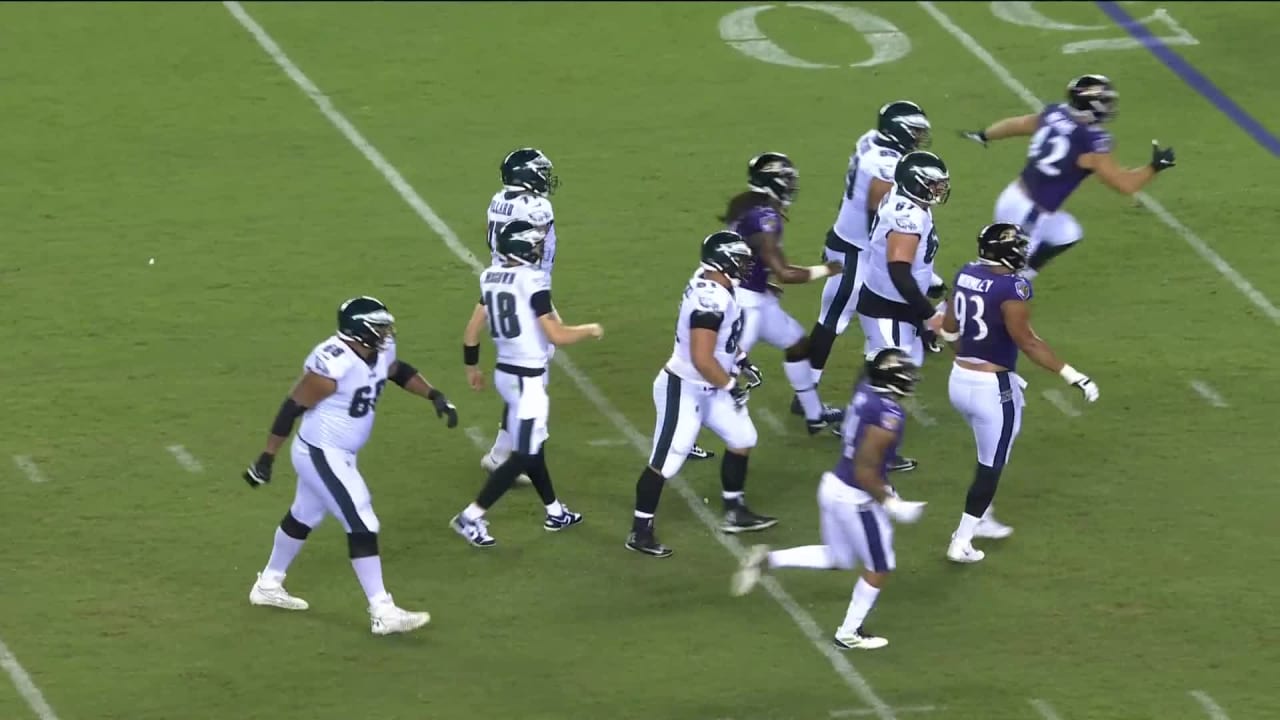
top-left (729, 204), bottom-right (784, 293)
top-left (951, 262), bottom-right (1033, 370)
top-left (833, 381), bottom-right (905, 491)
top-left (1019, 103), bottom-right (1112, 212)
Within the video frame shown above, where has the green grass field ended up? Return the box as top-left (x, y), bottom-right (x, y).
top-left (3, 2), bottom-right (1279, 719)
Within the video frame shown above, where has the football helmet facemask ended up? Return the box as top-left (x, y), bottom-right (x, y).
top-left (746, 151), bottom-right (799, 207)
top-left (1066, 74), bottom-right (1118, 124)
top-left (976, 223), bottom-right (1030, 271)
top-left (500, 147), bottom-right (559, 197)
top-left (338, 296), bottom-right (396, 351)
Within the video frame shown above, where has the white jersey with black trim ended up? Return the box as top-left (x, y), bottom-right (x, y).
top-left (863, 187), bottom-right (938, 304)
top-left (486, 189), bottom-right (557, 277)
top-left (664, 270), bottom-right (744, 385)
top-left (833, 130), bottom-right (902, 249)
top-left (297, 335), bottom-right (396, 453)
top-left (479, 263), bottom-right (553, 370)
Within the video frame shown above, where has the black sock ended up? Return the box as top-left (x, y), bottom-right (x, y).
top-left (807, 323), bottom-right (838, 372)
top-left (720, 451), bottom-right (749, 508)
top-left (633, 467), bottom-right (665, 532)
top-left (1028, 242), bottom-right (1077, 271)
top-left (964, 463), bottom-right (1003, 517)
top-left (476, 455), bottom-right (523, 510)
top-left (524, 452), bottom-right (558, 506)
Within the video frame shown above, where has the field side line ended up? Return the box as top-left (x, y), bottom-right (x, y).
top-left (1188, 380), bottom-right (1229, 408)
top-left (1029, 698), bottom-right (1065, 720)
top-left (917, 1), bottom-right (1280, 326)
top-left (899, 398), bottom-right (936, 427)
top-left (166, 444), bottom-right (204, 473)
top-left (12, 456), bottom-right (47, 484)
top-left (1189, 690), bottom-right (1231, 720)
top-left (1040, 389), bottom-right (1082, 418)
top-left (756, 407), bottom-right (789, 436)
top-left (463, 426), bottom-right (488, 450)
top-left (0, 637), bottom-right (59, 720)
top-left (223, 4), bottom-right (897, 717)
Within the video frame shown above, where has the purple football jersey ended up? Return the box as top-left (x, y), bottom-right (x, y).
top-left (1019, 103), bottom-right (1112, 212)
top-left (728, 204), bottom-right (783, 293)
top-left (833, 381), bottom-right (905, 491)
top-left (951, 262), bottom-right (1033, 370)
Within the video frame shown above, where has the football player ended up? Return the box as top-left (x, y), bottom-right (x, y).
top-left (806, 101), bottom-right (932, 392)
top-left (960, 74), bottom-right (1176, 278)
top-left (938, 223), bottom-right (1100, 563)
top-left (242, 296), bottom-right (457, 635)
top-left (483, 149), bottom-right (713, 467)
top-left (731, 348), bottom-right (927, 651)
top-left (725, 151), bottom-right (845, 434)
top-left (452, 221), bottom-right (602, 547)
top-left (628, 231), bottom-right (775, 558)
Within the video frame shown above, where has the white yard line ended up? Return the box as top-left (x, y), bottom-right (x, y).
top-left (1041, 389), bottom-right (1082, 418)
top-left (0, 637), bottom-right (59, 720)
top-left (1029, 698), bottom-right (1065, 720)
top-left (12, 456), bottom-right (47, 484)
top-left (756, 407), bottom-right (790, 436)
top-left (463, 426), bottom-right (488, 449)
top-left (166, 444), bottom-right (204, 473)
top-left (1188, 380), bottom-right (1229, 408)
top-left (830, 705), bottom-right (937, 717)
top-left (586, 438), bottom-right (629, 447)
top-left (1189, 690), bottom-right (1231, 720)
top-left (899, 398), bottom-right (936, 427)
top-left (223, 4), bottom-right (900, 717)
top-left (918, 1), bottom-right (1280, 326)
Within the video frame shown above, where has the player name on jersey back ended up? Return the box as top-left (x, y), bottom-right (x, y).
top-left (480, 265), bottom-right (553, 370)
top-left (665, 271), bottom-right (744, 385)
top-left (298, 334), bottom-right (395, 453)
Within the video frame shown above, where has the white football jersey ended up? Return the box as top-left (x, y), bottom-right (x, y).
top-left (297, 335), bottom-right (396, 453)
top-left (664, 270), bottom-right (744, 385)
top-left (863, 187), bottom-right (938, 304)
top-left (480, 263), bottom-right (553, 369)
top-left (832, 130), bottom-right (902, 249)
top-left (486, 189), bottom-right (557, 277)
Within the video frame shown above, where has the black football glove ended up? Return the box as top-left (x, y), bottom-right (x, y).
top-left (244, 452), bottom-right (274, 488)
top-left (927, 279), bottom-right (948, 301)
top-left (737, 356), bottom-right (764, 390)
top-left (729, 384), bottom-right (751, 410)
top-left (1150, 140), bottom-right (1176, 172)
top-left (428, 389), bottom-right (459, 428)
top-left (959, 130), bottom-right (988, 148)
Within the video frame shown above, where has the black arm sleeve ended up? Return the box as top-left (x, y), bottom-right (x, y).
top-left (888, 261), bottom-right (938, 321)
top-left (270, 398), bottom-right (307, 437)
top-left (389, 360), bottom-right (419, 388)
top-left (530, 290), bottom-right (553, 317)
top-left (689, 311), bottom-right (724, 332)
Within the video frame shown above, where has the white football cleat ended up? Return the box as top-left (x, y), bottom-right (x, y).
top-left (946, 537), bottom-right (986, 564)
top-left (730, 544), bottom-right (770, 597)
top-left (480, 452), bottom-right (531, 486)
top-left (249, 572), bottom-right (309, 611)
top-left (974, 516), bottom-right (1014, 539)
top-left (833, 626), bottom-right (889, 650)
top-left (369, 595), bottom-right (430, 636)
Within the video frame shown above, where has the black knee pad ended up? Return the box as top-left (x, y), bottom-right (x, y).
top-left (280, 512), bottom-right (312, 540)
top-left (347, 531), bottom-right (379, 559)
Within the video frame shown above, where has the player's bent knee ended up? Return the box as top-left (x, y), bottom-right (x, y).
top-left (347, 531), bottom-right (379, 559)
top-left (784, 338), bottom-right (809, 361)
top-left (279, 511), bottom-right (313, 540)
top-left (658, 453), bottom-right (686, 479)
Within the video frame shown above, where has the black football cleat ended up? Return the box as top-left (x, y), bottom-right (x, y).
top-left (888, 456), bottom-right (918, 473)
top-left (625, 530), bottom-right (673, 558)
top-left (687, 444), bottom-right (715, 461)
top-left (806, 405), bottom-right (845, 435)
top-left (721, 504), bottom-right (779, 534)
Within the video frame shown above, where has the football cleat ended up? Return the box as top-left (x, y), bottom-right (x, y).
top-left (833, 626), bottom-right (889, 650)
top-left (687, 444), bottom-right (715, 461)
top-left (249, 573), bottom-right (309, 611)
top-left (369, 595), bottom-right (430, 636)
top-left (731, 544), bottom-right (770, 597)
top-left (806, 406), bottom-right (845, 435)
top-left (975, 516), bottom-right (1014, 539)
top-left (888, 456), bottom-right (918, 473)
top-left (625, 530), bottom-right (673, 558)
top-left (480, 452), bottom-right (531, 486)
top-left (946, 536), bottom-right (986, 564)
top-left (721, 504), bottom-right (778, 534)
top-left (450, 514), bottom-right (496, 548)
top-left (544, 507), bottom-right (584, 532)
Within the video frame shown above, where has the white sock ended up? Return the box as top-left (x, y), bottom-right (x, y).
top-left (545, 500), bottom-right (564, 516)
top-left (487, 427), bottom-right (513, 462)
top-left (784, 360), bottom-right (823, 420)
top-left (811, 367), bottom-right (824, 386)
top-left (264, 527), bottom-right (305, 580)
top-left (462, 503), bottom-right (486, 521)
top-left (722, 490), bottom-right (744, 504)
top-left (838, 577), bottom-right (881, 635)
top-left (767, 545), bottom-right (835, 570)
top-left (351, 555), bottom-right (387, 603)
top-left (954, 513), bottom-right (981, 544)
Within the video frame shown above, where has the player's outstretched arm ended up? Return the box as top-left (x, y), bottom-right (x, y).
top-left (1080, 141), bottom-right (1175, 196)
top-left (243, 371), bottom-right (336, 488)
top-left (389, 360), bottom-right (458, 428)
top-left (959, 113), bottom-right (1039, 147)
top-left (1003, 299), bottom-right (1099, 402)
top-left (536, 313), bottom-right (603, 346)
top-left (747, 232), bottom-right (839, 285)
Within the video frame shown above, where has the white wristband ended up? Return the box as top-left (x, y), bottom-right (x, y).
top-left (1059, 364), bottom-right (1085, 385)
top-left (806, 265), bottom-right (830, 281)
top-left (938, 327), bottom-right (961, 343)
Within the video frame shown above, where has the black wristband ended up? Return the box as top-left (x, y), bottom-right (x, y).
top-left (427, 388), bottom-right (443, 402)
top-left (978, 130), bottom-right (988, 143)
top-left (389, 360), bottom-right (418, 388)
top-left (270, 398), bottom-right (307, 438)
top-left (463, 344), bottom-right (480, 366)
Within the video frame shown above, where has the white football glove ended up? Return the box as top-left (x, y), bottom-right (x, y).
top-left (882, 496), bottom-right (926, 524)
top-left (1059, 364), bottom-right (1100, 403)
